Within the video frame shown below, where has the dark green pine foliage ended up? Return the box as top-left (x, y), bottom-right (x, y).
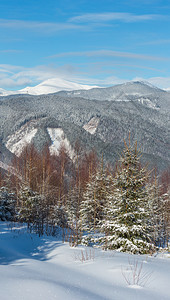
top-left (18, 186), bottom-right (43, 234)
top-left (18, 186), bottom-right (36, 225)
top-left (65, 186), bottom-right (82, 245)
top-left (149, 177), bottom-right (169, 248)
top-left (80, 165), bottom-right (111, 245)
top-left (0, 186), bottom-right (16, 221)
top-left (49, 204), bottom-right (68, 229)
top-left (101, 141), bottom-right (155, 254)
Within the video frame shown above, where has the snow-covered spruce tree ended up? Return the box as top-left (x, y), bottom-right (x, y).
top-left (148, 175), bottom-right (166, 248)
top-left (157, 187), bottom-right (170, 249)
top-left (18, 186), bottom-right (37, 225)
top-left (79, 163), bottom-right (112, 245)
top-left (0, 186), bottom-right (16, 221)
top-left (48, 204), bottom-right (68, 237)
top-left (65, 186), bottom-right (81, 245)
top-left (18, 184), bottom-right (68, 236)
top-left (101, 140), bottom-right (155, 254)
top-left (18, 185), bottom-right (44, 234)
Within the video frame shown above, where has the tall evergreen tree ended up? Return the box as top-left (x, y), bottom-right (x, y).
top-left (101, 140), bottom-right (155, 254)
top-left (65, 186), bottom-right (82, 245)
top-left (79, 163), bottom-right (111, 244)
top-left (18, 186), bottom-right (41, 228)
top-left (0, 186), bottom-right (16, 221)
top-left (148, 175), bottom-right (166, 248)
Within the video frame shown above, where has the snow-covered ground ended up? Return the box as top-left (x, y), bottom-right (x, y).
top-left (0, 222), bottom-right (169, 300)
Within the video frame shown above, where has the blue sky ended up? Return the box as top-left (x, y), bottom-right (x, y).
top-left (1, 0), bottom-right (170, 90)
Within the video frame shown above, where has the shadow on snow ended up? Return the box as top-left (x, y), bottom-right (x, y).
top-left (0, 221), bottom-right (63, 265)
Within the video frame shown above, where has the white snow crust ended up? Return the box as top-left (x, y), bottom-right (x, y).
top-left (83, 117), bottom-right (100, 135)
top-left (6, 122), bottom-right (37, 156)
top-left (47, 128), bottom-right (74, 158)
top-left (0, 221), bottom-right (170, 300)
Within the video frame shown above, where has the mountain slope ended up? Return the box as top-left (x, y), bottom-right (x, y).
top-left (57, 81), bottom-right (170, 111)
top-left (0, 81), bottom-right (169, 172)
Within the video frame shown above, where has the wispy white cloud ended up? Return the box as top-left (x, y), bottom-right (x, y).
top-left (75, 75), bottom-right (170, 89)
top-left (89, 61), bottom-right (164, 73)
top-left (1, 63), bottom-right (170, 90)
top-left (0, 19), bottom-right (86, 33)
top-left (12, 65), bottom-right (78, 81)
top-left (69, 12), bottom-right (163, 23)
top-left (49, 50), bottom-right (165, 61)
top-left (0, 64), bottom-right (22, 70)
top-left (141, 39), bottom-right (170, 45)
top-left (134, 76), bottom-right (170, 89)
top-left (0, 64), bottom-right (79, 89)
top-left (0, 50), bottom-right (22, 53)
top-left (0, 12), bottom-right (164, 35)
top-left (0, 77), bottom-right (32, 88)
top-left (77, 76), bottom-right (128, 86)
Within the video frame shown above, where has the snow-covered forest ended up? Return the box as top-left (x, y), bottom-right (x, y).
top-left (0, 139), bottom-right (169, 253)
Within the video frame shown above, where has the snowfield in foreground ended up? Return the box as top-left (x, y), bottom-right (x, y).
top-left (0, 222), bottom-right (169, 300)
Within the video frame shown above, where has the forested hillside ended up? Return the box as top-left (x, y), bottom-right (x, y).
top-left (0, 81), bottom-right (169, 171)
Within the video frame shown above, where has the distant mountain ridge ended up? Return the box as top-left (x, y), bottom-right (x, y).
top-left (0, 81), bottom-right (169, 172)
top-left (0, 78), bottom-right (169, 99)
top-left (0, 78), bottom-right (99, 96)
top-left (56, 81), bottom-right (170, 111)
top-left (1, 79), bottom-right (168, 111)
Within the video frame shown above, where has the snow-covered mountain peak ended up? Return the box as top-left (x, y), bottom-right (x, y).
top-left (112, 80), bottom-right (163, 94)
top-left (0, 78), bottom-right (99, 97)
top-left (18, 78), bottom-right (99, 95)
top-left (0, 79), bottom-right (167, 97)
top-left (132, 80), bottom-right (162, 91)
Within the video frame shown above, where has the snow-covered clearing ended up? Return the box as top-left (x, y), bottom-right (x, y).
top-left (47, 128), bottom-right (74, 159)
top-left (0, 222), bottom-right (169, 300)
top-left (5, 122), bottom-right (38, 157)
top-left (83, 117), bottom-right (100, 135)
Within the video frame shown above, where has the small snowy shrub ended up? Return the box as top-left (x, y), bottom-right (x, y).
top-left (74, 247), bottom-right (95, 263)
top-left (122, 257), bottom-right (153, 287)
